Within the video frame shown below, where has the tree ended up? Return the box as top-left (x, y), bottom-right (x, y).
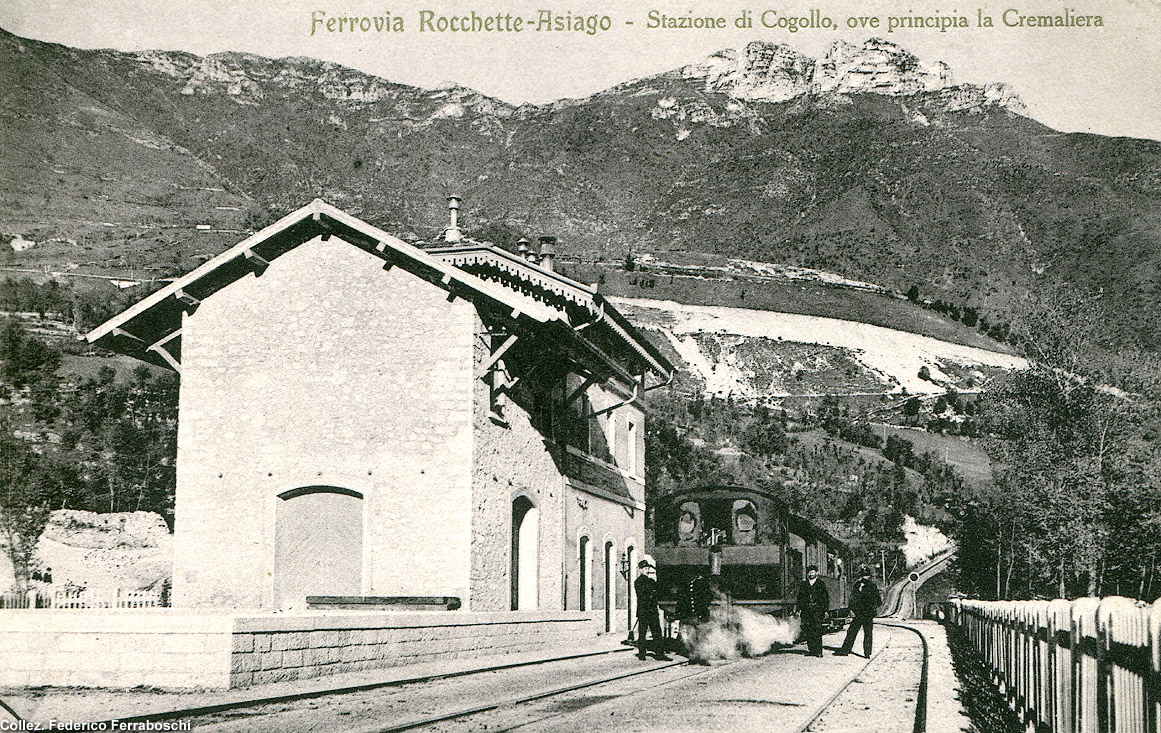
top-left (0, 319), bottom-right (60, 388)
top-left (743, 414), bottom-right (789, 457)
top-left (0, 429), bottom-right (54, 591)
top-left (907, 285), bottom-right (920, 302)
top-left (883, 435), bottom-right (914, 466)
top-left (902, 397), bottom-right (921, 418)
top-left (57, 367), bottom-right (178, 522)
top-left (951, 284), bottom-right (1159, 599)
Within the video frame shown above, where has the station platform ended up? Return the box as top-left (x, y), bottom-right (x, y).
top-left (0, 634), bottom-right (632, 725)
top-left (1, 621), bottom-right (971, 731)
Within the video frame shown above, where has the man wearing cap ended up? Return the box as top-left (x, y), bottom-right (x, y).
top-left (633, 556), bottom-right (669, 661)
top-left (795, 565), bottom-right (829, 657)
top-left (835, 566), bottom-right (881, 657)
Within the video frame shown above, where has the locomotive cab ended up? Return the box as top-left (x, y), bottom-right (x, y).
top-left (648, 486), bottom-right (851, 616)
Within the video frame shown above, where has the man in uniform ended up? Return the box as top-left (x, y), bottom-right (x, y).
top-left (633, 556), bottom-right (670, 661)
top-left (835, 566), bottom-right (881, 657)
top-left (796, 564), bottom-right (829, 657)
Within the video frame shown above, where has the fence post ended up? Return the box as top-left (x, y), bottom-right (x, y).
top-left (1149, 598), bottom-right (1160, 733)
top-left (1098, 600), bottom-right (1111, 733)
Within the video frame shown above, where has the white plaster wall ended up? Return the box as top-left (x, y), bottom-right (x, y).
top-left (174, 237), bottom-right (474, 609)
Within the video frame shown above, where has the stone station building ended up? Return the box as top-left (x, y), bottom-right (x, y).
top-left (0, 199), bottom-right (673, 689)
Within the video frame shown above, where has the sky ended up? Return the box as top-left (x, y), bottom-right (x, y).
top-left (2, 0), bottom-right (1160, 141)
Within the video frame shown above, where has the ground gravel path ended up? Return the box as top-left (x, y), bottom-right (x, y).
top-left (807, 625), bottom-right (923, 733)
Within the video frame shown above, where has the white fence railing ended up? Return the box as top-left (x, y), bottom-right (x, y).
top-left (0, 587), bottom-right (165, 609)
top-left (949, 596), bottom-right (1159, 733)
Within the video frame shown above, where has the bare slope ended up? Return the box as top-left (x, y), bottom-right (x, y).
top-left (615, 296), bottom-right (1027, 399)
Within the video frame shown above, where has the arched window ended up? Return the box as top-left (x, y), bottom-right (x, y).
top-left (578, 535), bottom-right (591, 611)
top-left (604, 541), bottom-right (615, 632)
top-left (511, 497), bottom-right (539, 610)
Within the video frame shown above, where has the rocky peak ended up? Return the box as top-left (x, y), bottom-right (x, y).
top-left (683, 42), bottom-right (815, 103)
top-left (813, 39), bottom-right (952, 96)
top-left (682, 38), bottom-right (1021, 111)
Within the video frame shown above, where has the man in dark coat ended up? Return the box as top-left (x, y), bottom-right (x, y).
top-left (796, 564), bottom-right (829, 657)
top-left (835, 566), bottom-right (881, 657)
top-left (633, 557), bottom-right (670, 661)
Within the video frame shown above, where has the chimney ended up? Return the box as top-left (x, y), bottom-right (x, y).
top-left (444, 195), bottom-right (463, 243)
top-left (538, 236), bottom-right (556, 272)
top-left (516, 237), bottom-right (531, 260)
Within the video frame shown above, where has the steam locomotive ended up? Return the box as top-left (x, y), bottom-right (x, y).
top-left (647, 485), bottom-right (853, 617)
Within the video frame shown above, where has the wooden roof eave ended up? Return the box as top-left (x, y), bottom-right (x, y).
top-left (430, 244), bottom-right (674, 380)
top-left (84, 200), bottom-right (561, 366)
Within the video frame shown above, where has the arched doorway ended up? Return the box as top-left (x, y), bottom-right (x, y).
top-left (511, 497), bottom-right (539, 610)
top-left (604, 541), bottom-right (614, 632)
top-left (578, 535), bottom-right (591, 611)
top-left (274, 486), bottom-right (363, 610)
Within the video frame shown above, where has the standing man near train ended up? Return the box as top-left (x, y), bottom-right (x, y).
top-left (835, 566), bottom-right (881, 657)
top-left (796, 564), bottom-right (829, 657)
top-left (634, 556), bottom-right (670, 661)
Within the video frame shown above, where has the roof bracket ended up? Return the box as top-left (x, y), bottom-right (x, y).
top-left (147, 343), bottom-right (181, 373)
top-left (564, 376), bottom-right (597, 408)
top-left (477, 333), bottom-right (519, 380)
top-left (243, 249), bottom-right (270, 275)
top-left (111, 326), bottom-right (144, 343)
top-left (174, 289), bottom-right (200, 311)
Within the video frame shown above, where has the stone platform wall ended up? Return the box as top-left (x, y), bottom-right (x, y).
top-left (228, 610), bottom-right (600, 688)
top-left (0, 610), bottom-right (601, 690)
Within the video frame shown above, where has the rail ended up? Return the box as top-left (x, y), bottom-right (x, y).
top-left (948, 596), bottom-right (1159, 732)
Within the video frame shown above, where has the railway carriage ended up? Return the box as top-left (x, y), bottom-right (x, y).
top-left (647, 486), bottom-right (852, 616)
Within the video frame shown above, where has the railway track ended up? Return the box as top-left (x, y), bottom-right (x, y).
top-left (883, 551), bottom-right (955, 618)
top-left (2, 620), bottom-right (932, 732)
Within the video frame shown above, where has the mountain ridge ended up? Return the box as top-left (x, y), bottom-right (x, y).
top-left (3, 27), bottom-right (1160, 349)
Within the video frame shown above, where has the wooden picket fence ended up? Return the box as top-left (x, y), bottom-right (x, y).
top-left (0, 587), bottom-right (165, 609)
top-left (949, 596), bottom-right (1159, 733)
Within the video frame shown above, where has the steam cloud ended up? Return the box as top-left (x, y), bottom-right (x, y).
top-left (679, 605), bottom-right (801, 662)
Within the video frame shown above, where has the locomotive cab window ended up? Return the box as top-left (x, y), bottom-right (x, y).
top-left (677, 501), bottom-right (700, 544)
top-left (732, 500), bottom-right (758, 545)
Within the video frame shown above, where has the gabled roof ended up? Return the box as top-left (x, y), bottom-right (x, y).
top-left (84, 200), bottom-right (673, 383)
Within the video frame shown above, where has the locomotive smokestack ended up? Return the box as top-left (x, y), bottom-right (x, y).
top-left (538, 236), bottom-right (556, 272)
top-left (444, 195), bottom-right (463, 243)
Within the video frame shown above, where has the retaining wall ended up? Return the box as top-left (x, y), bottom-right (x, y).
top-left (0, 609), bottom-right (601, 690)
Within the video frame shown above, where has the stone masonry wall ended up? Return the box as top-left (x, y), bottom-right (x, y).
top-left (562, 382), bottom-right (646, 630)
top-left (228, 611), bottom-right (599, 688)
top-left (174, 237), bottom-right (475, 609)
top-left (469, 319), bottom-right (566, 612)
top-left (0, 610), bottom-right (600, 690)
